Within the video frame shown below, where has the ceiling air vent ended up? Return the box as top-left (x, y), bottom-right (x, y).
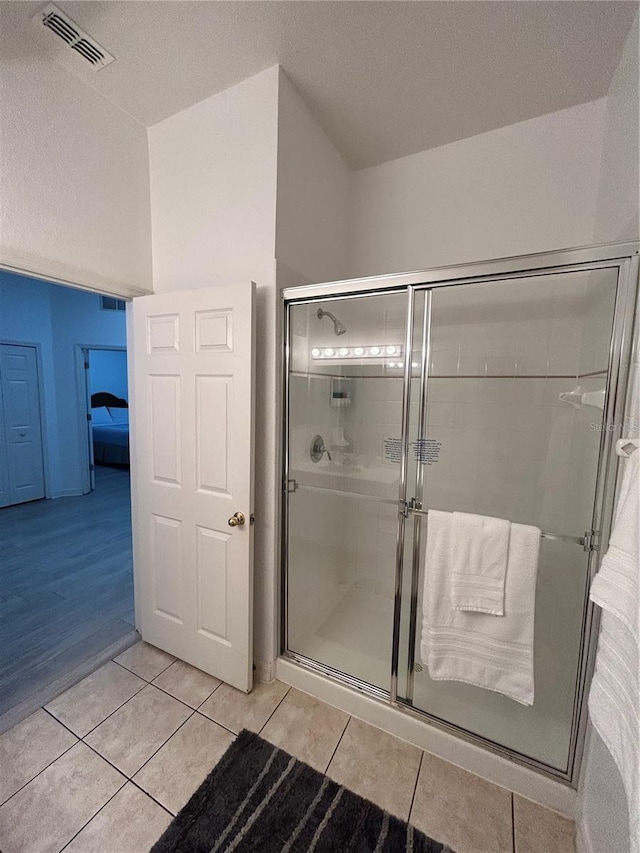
top-left (32, 4), bottom-right (115, 70)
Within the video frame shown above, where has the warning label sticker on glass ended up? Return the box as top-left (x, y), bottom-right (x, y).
top-left (414, 438), bottom-right (441, 465)
top-left (383, 437), bottom-right (403, 464)
top-left (383, 437), bottom-right (441, 465)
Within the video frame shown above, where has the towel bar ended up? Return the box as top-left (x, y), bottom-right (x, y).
top-left (404, 504), bottom-right (594, 549)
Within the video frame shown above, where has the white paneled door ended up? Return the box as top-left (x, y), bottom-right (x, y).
top-left (0, 344), bottom-right (46, 508)
top-left (131, 283), bottom-right (256, 692)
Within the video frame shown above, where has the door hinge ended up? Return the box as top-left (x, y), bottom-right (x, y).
top-left (86, 412), bottom-right (92, 421)
top-left (583, 530), bottom-right (599, 553)
top-left (400, 497), bottom-right (422, 517)
top-left (89, 464), bottom-right (95, 471)
top-left (84, 361), bottom-right (89, 370)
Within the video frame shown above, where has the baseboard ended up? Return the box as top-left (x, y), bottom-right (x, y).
top-left (575, 817), bottom-right (592, 853)
top-left (0, 629), bottom-right (139, 736)
top-left (254, 659), bottom-right (274, 683)
top-left (50, 489), bottom-right (84, 499)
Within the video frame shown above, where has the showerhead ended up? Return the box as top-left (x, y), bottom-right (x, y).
top-left (317, 308), bottom-right (347, 336)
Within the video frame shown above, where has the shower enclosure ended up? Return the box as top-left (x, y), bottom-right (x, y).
top-left (281, 244), bottom-right (638, 782)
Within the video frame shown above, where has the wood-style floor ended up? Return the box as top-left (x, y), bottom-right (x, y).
top-left (0, 466), bottom-right (135, 720)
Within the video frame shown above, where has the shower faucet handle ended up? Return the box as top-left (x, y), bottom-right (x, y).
top-left (310, 434), bottom-right (332, 463)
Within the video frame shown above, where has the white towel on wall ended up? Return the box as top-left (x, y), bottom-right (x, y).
top-left (421, 509), bottom-right (541, 705)
top-left (450, 512), bottom-right (510, 615)
top-left (588, 456), bottom-right (640, 853)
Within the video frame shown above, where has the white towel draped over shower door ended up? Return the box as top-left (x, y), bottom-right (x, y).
top-left (420, 510), bottom-right (541, 705)
top-left (588, 456), bottom-right (640, 853)
top-left (449, 512), bottom-right (510, 615)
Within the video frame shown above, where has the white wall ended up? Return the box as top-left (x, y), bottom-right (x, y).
top-left (578, 13), bottom-right (639, 853)
top-left (149, 67), bottom-right (279, 293)
top-left (276, 71), bottom-right (351, 285)
top-left (349, 99), bottom-right (608, 278)
top-left (594, 11), bottom-right (640, 244)
top-left (148, 66), bottom-right (280, 676)
top-left (0, 48), bottom-right (152, 295)
top-left (0, 272), bottom-right (127, 498)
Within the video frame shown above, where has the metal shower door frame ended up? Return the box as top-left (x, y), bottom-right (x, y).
top-left (281, 242), bottom-right (639, 785)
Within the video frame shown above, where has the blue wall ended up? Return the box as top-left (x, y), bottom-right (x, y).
top-left (0, 271), bottom-right (127, 497)
top-left (89, 349), bottom-right (128, 400)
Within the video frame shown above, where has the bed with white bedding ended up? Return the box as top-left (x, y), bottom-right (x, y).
top-left (91, 393), bottom-right (130, 465)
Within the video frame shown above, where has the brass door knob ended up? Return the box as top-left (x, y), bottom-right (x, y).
top-left (228, 512), bottom-right (246, 528)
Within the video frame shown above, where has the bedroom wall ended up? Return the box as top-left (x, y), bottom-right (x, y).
top-left (50, 286), bottom-right (127, 497)
top-left (0, 272), bottom-right (127, 499)
top-left (89, 349), bottom-right (128, 401)
top-left (0, 271), bottom-right (58, 497)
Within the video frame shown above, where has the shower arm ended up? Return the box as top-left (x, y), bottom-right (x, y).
top-left (317, 308), bottom-right (347, 336)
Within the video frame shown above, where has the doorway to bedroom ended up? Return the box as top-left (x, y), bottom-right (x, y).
top-left (0, 271), bottom-right (136, 732)
top-left (81, 346), bottom-right (130, 490)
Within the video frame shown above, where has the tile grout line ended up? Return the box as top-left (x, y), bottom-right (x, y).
top-left (43, 659), bottom-right (239, 794)
top-left (43, 673), bottom-right (148, 740)
top-left (45, 657), bottom-right (200, 802)
top-left (111, 652), bottom-right (176, 683)
top-left (194, 708), bottom-right (241, 740)
top-left (6, 677), bottom-right (263, 834)
top-left (79, 733), bottom-right (192, 819)
top-left (128, 777), bottom-right (177, 817)
top-left (257, 685), bottom-right (292, 735)
top-left (323, 714), bottom-right (351, 774)
top-left (43, 707), bottom-right (87, 741)
top-left (193, 678), bottom-right (223, 711)
top-left (3, 662), bottom-right (287, 845)
top-left (129, 706), bottom-right (199, 782)
top-left (57, 774), bottom-right (129, 852)
top-left (0, 736), bottom-right (78, 809)
top-left (150, 673), bottom-right (224, 713)
top-left (407, 750), bottom-right (424, 824)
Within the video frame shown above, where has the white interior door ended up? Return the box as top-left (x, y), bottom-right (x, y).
top-left (0, 344), bottom-right (46, 507)
top-left (131, 283), bottom-right (255, 691)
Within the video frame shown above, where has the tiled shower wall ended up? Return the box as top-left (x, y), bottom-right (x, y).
top-left (288, 269), bottom-right (617, 628)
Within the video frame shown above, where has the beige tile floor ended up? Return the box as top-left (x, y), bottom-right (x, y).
top-left (0, 641), bottom-right (576, 853)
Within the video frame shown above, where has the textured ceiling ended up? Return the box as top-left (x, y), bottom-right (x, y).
top-left (1, 1), bottom-right (636, 169)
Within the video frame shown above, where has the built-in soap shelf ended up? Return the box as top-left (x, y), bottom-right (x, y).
top-left (616, 438), bottom-right (639, 458)
top-left (330, 377), bottom-right (353, 407)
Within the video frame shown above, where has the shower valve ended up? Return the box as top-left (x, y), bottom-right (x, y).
top-left (310, 435), bottom-right (332, 463)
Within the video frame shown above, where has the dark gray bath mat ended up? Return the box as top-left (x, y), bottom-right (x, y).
top-left (150, 728), bottom-right (454, 852)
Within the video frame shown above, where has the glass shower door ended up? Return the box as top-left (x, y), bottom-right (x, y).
top-left (284, 290), bottom-right (409, 692)
top-left (397, 267), bottom-right (619, 773)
